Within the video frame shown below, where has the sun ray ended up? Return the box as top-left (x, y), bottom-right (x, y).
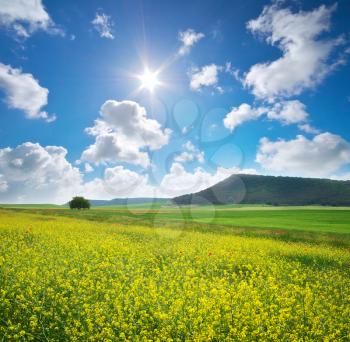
top-left (138, 69), bottom-right (160, 92)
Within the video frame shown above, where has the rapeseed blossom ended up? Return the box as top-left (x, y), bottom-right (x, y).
top-left (0, 210), bottom-right (349, 340)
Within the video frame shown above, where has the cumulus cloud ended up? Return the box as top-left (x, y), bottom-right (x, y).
top-left (266, 100), bottom-right (308, 125)
top-left (92, 11), bottom-right (114, 39)
top-left (189, 62), bottom-right (239, 92)
top-left (223, 100), bottom-right (313, 132)
top-left (0, 63), bottom-right (55, 122)
top-left (158, 163), bottom-right (257, 197)
top-left (81, 133), bottom-right (150, 168)
top-left (0, 141), bottom-right (154, 203)
top-left (256, 133), bottom-right (350, 177)
top-left (0, 0), bottom-right (62, 37)
top-left (178, 28), bottom-right (205, 55)
top-left (82, 166), bottom-right (154, 199)
top-left (174, 141), bottom-right (204, 164)
top-left (81, 163), bottom-right (256, 199)
top-left (244, 3), bottom-right (345, 101)
top-left (190, 64), bottom-right (222, 91)
top-left (0, 142), bottom-right (82, 203)
top-left (81, 100), bottom-right (171, 167)
top-left (0, 141), bottom-right (259, 202)
top-left (223, 103), bottom-right (266, 132)
top-left (82, 163), bottom-right (257, 199)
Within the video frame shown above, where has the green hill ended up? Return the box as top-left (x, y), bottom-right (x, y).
top-left (173, 174), bottom-right (350, 206)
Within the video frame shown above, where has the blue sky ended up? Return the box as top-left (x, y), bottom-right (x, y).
top-left (0, 0), bottom-right (349, 203)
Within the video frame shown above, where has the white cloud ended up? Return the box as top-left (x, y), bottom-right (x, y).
top-left (266, 100), bottom-right (308, 125)
top-left (298, 123), bottom-right (321, 134)
top-left (82, 163), bottom-right (257, 199)
top-left (183, 141), bottom-right (196, 152)
top-left (0, 63), bottom-right (55, 122)
top-left (225, 62), bottom-right (242, 82)
top-left (0, 0), bottom-right (62, 37)
top-left (0, 141), bottom-right (155, 203)
top-left (256, 133), bottom-right (350, 177)
top-left (174, 141), bottom-right (204, 164)
top-left (82, 133), bottom-right (150, 168)
top-left (190, 64), bottom-right (222, 91)
top-left (81, 100), bottom-right (171, 167)
top-left (0, 178), bottom-right (8, 192)
top-left (223, 103), bottom-right (266, 132)
top-left (92, 11), bottom-right (114, 39)
top-left (330, 172), bottom-right (350, 181)
top-left (158, 163), bottom-right (257, 197)
top-left (178, 28), bottom-right (204, 55)
top-left (0, 142), bottom-right (82, 203)
top-left (223, 100), bottom-right (313, 132)
top-left (174, 151), bottom-right (194, 163)
top-left (0, 141), bottom-right (258, 202)
top-left (82, 166), bottom-right (154, 199)
top-left (244, 3), bottom-right (345, 101)
top-left (84, 163), bottom-right (93, 173)
top-left (189, 62), bottom-right (238, 92)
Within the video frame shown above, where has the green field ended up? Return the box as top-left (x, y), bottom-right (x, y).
top-left (5, 204), bottom-right (350, 246)
top-left (4, 204), bottom-right (350, 232)
top-left (0, 206), bottom-right (349, 340)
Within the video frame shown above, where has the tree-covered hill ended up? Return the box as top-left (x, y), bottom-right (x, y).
top-left (173, 174), bottom-right (350, 206)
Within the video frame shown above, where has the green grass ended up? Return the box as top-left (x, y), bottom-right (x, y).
top-left (22, 205), bottom-right (350, 233)
top-left (181, 207), bottom-right (350, 233)
top-left (2, 204), bottom-right (350, 249)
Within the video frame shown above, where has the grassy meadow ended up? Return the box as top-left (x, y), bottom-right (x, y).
top-left (0, 205), bottom-right (350, 340)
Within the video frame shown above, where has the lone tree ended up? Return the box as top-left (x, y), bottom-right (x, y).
top-left (69, 196), bottom-right (91, 210)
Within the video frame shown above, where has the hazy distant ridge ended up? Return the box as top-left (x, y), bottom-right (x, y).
top-left (88, 198), bottom-right (170, 207)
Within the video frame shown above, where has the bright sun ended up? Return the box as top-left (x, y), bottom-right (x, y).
top-left (139, 69), bottom-right (160, 92)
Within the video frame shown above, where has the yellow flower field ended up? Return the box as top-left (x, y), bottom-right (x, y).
top-left (0, 209), bottom-right (349, 341)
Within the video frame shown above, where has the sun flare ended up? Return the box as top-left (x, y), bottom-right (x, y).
top-left (138, 69), bottom-right (160, 92)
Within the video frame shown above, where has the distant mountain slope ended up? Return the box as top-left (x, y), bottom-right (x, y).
top-left (172, 174), bottom-right (350, 206)
top-left (88, 198), bottom-right (170, 207)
